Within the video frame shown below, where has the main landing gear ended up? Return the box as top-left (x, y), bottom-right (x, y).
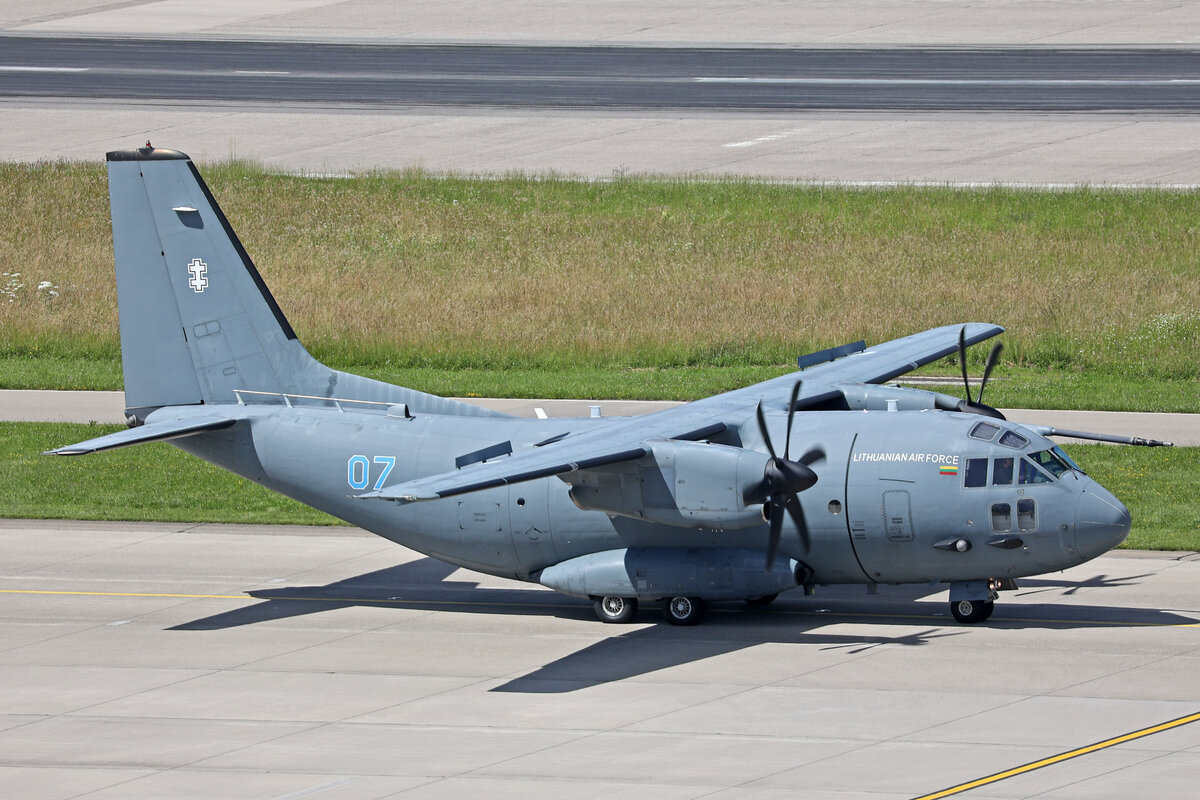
top-left (593, 596), bottom-right (638, 624)
top-left (591, 595), bottom-right (708, 625)
top-left (663, 596), bottom-right (706, 626)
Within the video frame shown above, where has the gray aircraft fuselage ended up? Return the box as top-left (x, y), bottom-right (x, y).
top-left (169, 401), bottom-right (1125, 587)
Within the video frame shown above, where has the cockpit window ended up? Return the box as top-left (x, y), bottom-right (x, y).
top-left (1019, 457), bottom-right (1053, 484)
top-left (1053, 445), bottom-right (1085, 475)
top-left (998, 430), bottom-right (1029, 449)
top-left (969, 421), bottom-right (1000, 441)
top-left (1029, 449), bottom-right (1071, 478)
top-left (964, 458), bottom-right (987, 487)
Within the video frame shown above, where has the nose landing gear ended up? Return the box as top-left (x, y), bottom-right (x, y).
top-left (948, 578), bottom-right (1007, 624)
top-left (951, 598), bottom-right (995, 623)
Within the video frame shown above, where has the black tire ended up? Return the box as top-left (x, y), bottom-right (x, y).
top-left (593, 596), bottom-right (638, 624)
top-left (745, 593), bottom-right (779, 607)
top-left (950, 598), bottom-right (995, 624)
top-left (663, 596), bottom-right (706, 626)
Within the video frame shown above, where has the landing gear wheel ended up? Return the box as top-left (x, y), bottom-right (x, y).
top-left (950, 598), bottom-right (995, 624)
top-left (745, 593), bottom-right (779, 607)
top-left (593, 596), bottom-right (638, 624)
top-left (663, 596), bottom-right (706, 626)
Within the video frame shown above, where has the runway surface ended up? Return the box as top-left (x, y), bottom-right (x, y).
top-left (3, 2), bottom-right (1200, 181)
top-left (5, 38), bottom-right (1200, 111)
top-left (2, 518), bottom-right (1198, 799)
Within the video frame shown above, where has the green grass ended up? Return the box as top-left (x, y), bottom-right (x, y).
top-left (1, 423), bottom-right (339, 526)
top-left (0, 160), bottom-right (1197, 409)
top-left (3, 423), bottom-right (1194, 550)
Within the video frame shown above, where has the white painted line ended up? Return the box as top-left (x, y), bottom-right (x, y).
top-left (235, 70), bottom-right (291, 75)
top-left (696, 77), bottom-right (1200, 86)
top-left (725, 129), bottom-right (807, 148)
top-left (0, 66), bottom-right (89, 73)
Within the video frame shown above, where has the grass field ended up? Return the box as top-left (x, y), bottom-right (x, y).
top-left (0, 160), bottom-right (1197, 409)
top-left (3, 423), bottom-right (1195, 551)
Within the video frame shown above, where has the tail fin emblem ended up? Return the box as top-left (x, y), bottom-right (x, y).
top-left (187, 258), bottom-right (208, 293)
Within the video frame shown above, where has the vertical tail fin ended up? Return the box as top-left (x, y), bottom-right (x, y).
top-left (107, 145), bottom-right (504, 421)
top-left (109, 145), bottom-right (308, 417)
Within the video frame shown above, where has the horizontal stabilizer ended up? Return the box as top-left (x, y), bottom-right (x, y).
top-left (45, 415), bottom-right (240, 456)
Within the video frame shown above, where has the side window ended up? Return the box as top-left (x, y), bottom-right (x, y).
top-left (991, 502), bottom-right (1012, 532)
top-left (1017, 498), bottom-right (1036, 531)
top-left (964, 458), bottom-right (988, 488)
top-left (992, 457), bottom-right (1014, 485)
top-left (1019, 458), bottom-right (1053, 485)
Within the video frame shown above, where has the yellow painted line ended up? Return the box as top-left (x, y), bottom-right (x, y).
top-left (911, 711), bottom-right (1200, 800)
top-left (0, 588), bottom-right (577, 609)
top-left (2, 589), bottom-right (247, 600)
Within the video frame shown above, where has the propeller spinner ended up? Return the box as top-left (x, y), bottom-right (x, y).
top-left (746, 381), bottom-right (825, 571)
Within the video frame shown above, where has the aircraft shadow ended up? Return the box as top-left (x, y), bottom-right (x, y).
top-left (170, 559), bottom-right (1196, 691)
top-left (491, 622), bottom-right (966, 693)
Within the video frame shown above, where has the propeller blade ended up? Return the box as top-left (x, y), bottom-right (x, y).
top-left (957, 326), bottom-right (973, 406)
top-left (755, 402), bottom-right (777, 461)
top-left (786, 495), bottom-right (810, 553)
top-left (798, 446), bottom-right (826, 467)
top-left (977, 342), bottom-right (1003, 405)
top-left (783, 380), bottom-right (802, 460)
top-left (765, 495), bottom-right (784, 571)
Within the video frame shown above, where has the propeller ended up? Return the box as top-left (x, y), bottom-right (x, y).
top-left (747, 381), bottom-right (826, 571)
top-left (956, 326), bottom-right (1006, 420)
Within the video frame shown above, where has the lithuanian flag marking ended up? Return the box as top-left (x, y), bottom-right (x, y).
top-left (939, 464), bottom-right (958, 476)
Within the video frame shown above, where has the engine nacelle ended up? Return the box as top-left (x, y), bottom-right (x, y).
top-left (837, 382), bottom-right (962, 412)
top-left (536, 547), bottom-right (802, 601)
top-left (562, 439), bottom-right (769, 530)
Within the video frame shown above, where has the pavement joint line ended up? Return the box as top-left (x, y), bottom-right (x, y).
top-left (3, 589), bottom-right (1198, 627)
top-left (908, 710), bottom-right (1200, 800)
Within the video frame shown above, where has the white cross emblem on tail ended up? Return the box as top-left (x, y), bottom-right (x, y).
top-left (187, 258), bottom-right (208, 293)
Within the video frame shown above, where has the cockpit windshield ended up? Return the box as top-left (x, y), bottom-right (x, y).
top-left (1029, 448), bottom-right (1074, 478)
top-left (1051, 445), bottom-right (1085, 475)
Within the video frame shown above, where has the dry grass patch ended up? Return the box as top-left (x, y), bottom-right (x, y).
top-left (1, 161), bottom-right (1197, 381)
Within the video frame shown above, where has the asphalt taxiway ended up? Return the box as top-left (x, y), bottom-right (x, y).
top-left (2, 518), bottom-right (1198, 799)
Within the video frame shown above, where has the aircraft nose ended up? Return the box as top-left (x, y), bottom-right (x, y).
top-left (1075, 485), bottom-right (1131, 562)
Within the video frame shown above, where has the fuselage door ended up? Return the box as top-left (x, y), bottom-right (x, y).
top-left (508, 480), bottom-right (557, 573)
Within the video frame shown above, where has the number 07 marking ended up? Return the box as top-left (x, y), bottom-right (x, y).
top-left (348, 455), bottom-right (396, 490)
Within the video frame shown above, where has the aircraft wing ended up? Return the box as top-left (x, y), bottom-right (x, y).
top-left (358, 413), bottom-right (729, 502)
top-left (361, 323), bottom-right (1002, 503)
top-left (696, 322), bottom-right (1005, 413)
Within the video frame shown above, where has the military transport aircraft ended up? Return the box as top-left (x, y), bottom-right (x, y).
top-left (48, 145), bottom-right (1171, 626)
